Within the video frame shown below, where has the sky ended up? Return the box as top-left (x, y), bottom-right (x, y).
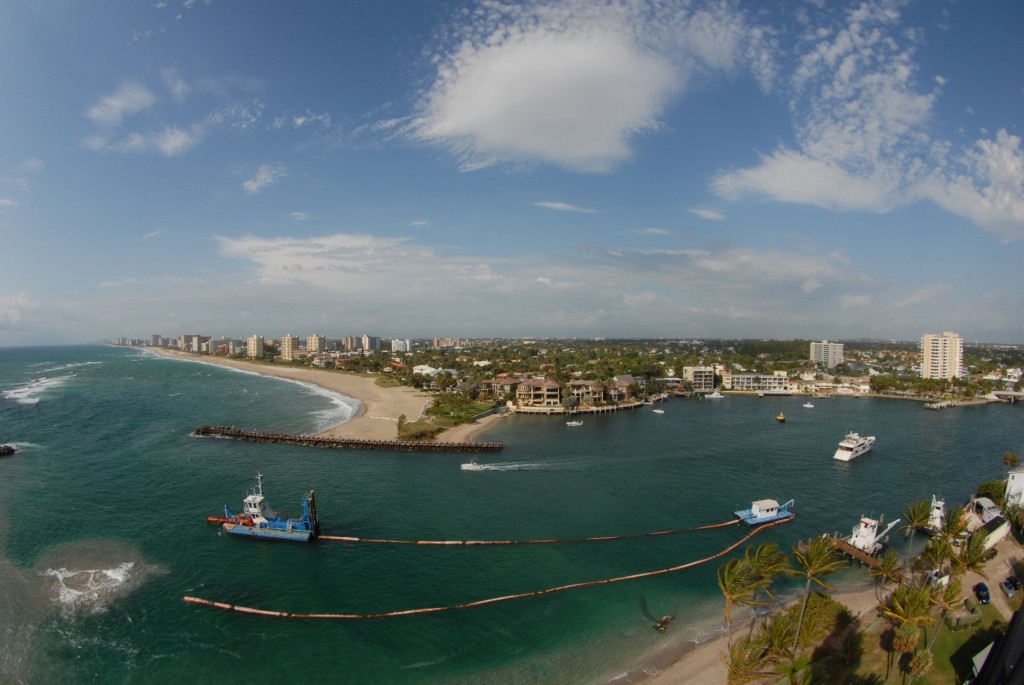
top-left (1, 0), bottom-right (1022, 345)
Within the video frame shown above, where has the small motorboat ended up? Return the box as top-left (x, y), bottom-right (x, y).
top-left (566, 420), bottom-right (584, 427)
top-left (652, 409), bottom-right (665, 414)
top-left (803, 402), bottom-right (814, 409)
top-left (461, 460), bottom-right (485, 470)
top-left (776, 412), bottom-right (786, 423)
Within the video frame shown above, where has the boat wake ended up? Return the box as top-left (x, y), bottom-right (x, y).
top-left (462, 460), bottom-right (578, 472)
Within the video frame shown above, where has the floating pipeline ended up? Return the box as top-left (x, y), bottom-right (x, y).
top-left (317, 517), bottom-right (741, 546)
top-left (192, 425), bottom-right (503, 453)
top-left (183, 517), bottom-right (791, 620)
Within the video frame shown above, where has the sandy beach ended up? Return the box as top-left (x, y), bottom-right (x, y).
top-left (149, 349), bottom-right (501, 442)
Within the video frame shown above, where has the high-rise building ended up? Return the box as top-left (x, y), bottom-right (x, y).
top-left (391, 338), bottom-right (412, 352)
top-left (342, 335), bottom-right (362, 352)
top-left (246, 335), bottom-right (265, 359)
top-left (810, 340), bottom-right (844, 369)
top-left (280, 334), bottom-right (299, 361)
top-left (307, 334), bottom-right (326, 354)
top-left (361, 334), bottom-right (380, 352)
top-left (920, 332), bottom-right (963, 379)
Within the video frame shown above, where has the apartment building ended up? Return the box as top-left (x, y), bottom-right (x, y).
top-left (920, 331), bottom-right (963, 380)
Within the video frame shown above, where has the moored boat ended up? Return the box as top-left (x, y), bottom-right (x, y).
top-left (207, 473), bottom-right (319, 542)
top-left (735, 498), bottom-right (795, 526)
top-left (925, 495), bottom-right (945, 535)
top-left (706, 390), bottom-right (724, 400)
top-left (832, 432), bottom-right (876, 461)
top-left (843, 514), bottom-right (900, 556)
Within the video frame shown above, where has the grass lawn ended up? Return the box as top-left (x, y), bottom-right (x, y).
top-left (848, 605), bottom-right (1007, 683)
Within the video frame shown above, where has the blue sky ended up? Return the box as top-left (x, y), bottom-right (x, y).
top-left (1, 0), bottom-right (1022, 345)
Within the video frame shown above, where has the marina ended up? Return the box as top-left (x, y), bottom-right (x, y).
top-left (1, 345), bottom-right (1022, 684)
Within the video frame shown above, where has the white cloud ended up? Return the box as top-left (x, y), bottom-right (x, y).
top-left (710, 1), bottom-right (1024, 240)
top-left (0, 293), bottom-right (35, 328)
top-left (919, 130), bottom-right (1024, 241)
top-left (689, 208), bottom-right (725, 221)
top-left (533, 201), bottom-right (596, 214)
top-left (289, 211), bottom-right (309, 221)
top-left (141, 229), bottom-right (165, 239)
top-left (86, 83), bottom-right (156, 127)
top-left (411, 0), bottom-right (774, 172)
top-left (162, 67), bottom-right (189, 103)
top-left (19, 158), bottom-right (43, 173)
top-left (0, 198), bottom-right (16, 207)
top-left (243, 164), bottom-right (287, 194)
top-left (407, 220), bottom-right (430, 228)
top-left (640, 227), bottom-right (670, 236)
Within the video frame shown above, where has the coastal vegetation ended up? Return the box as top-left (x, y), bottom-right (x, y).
top-left (717, 456), bottom-right (1024, 684)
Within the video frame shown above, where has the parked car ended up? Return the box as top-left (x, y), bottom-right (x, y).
top-left (1009, 576), bottom-right (1022, 591)
top-left (1000, 579), bottom-right (1017, 599)
top-left (975, 582), bottom-right (991, 604)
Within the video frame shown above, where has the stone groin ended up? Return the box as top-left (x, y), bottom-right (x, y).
top-left (192, 425), bottom-right (503, 453)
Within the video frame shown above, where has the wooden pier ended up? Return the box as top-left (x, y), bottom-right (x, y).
top-left (193, 426), bottom-right (503, 453)
top-left (827, 535), bottom-right (902, 583)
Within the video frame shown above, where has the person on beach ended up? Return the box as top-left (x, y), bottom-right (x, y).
top-left (655, 615), bottom-right (674, 632)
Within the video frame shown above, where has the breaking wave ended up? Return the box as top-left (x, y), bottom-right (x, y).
top-left (1, 375), bottom-right (75, 405)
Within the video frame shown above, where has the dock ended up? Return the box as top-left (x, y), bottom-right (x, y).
top-left (193, 426), bottom-right (503, 453)
top-left (826, 535), bottom-right (903, 583)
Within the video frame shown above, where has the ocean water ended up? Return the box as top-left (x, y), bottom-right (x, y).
top-left (0, 345), bottom-right (1021, 684)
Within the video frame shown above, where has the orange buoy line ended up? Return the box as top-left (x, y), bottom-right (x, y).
top-left (183, 517), bottom-right (790, 620)
top-left (316, 517), bottom-right (740, 546)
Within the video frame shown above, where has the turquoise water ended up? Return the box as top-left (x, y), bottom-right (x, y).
top-left (1, 345), bottom-right (1021, 684)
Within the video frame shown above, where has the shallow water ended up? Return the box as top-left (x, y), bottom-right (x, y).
top-left (0, 345), bottom-right (1020, 683)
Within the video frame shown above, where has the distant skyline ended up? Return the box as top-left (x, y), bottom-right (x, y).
top-left (1, 1), bottom-right (1022, 345)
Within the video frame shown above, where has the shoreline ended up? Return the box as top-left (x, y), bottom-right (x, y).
top-left (148, 349), bottom-right (500, 443)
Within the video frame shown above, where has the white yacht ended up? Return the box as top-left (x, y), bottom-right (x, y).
top-left (832, 432), bottom-right (876, 461)
top-left (566, 419), bottom-right (584, 427)
top-left (844, 515), bottom-right (900, 556)
top-left (926, 495), bottom-right (945, 535)
top-left (706, 390), bottom-right (724, 399)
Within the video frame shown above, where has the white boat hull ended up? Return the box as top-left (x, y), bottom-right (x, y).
top-left (833, 434), bottom-right (876, 461)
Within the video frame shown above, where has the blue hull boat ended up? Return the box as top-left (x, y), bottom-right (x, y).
top-left (208, 473), bottom-right (319, 542)
top-left (735, 498), bottom-right (795, 526)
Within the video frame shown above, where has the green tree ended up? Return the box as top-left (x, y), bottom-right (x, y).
top-left (722, 635), bottom-right (772, 685)
top-left (977, 479), bottom-right (1007, 507)
top-left (926, 578), bottom-right (962, 651)
top-left (869, 549), bottom-right (904, 588)
top-left (717, 557), bottom-right (768, 647)
top-left (790, 537), bottom-right (846, 658)
top-left (901, 500), bottom-right (932, 570)
top-left (952, 531), bottom-right (990, 576)
top-left (1005, 451), bottom-right (1021, 470)
top-left (880, 583), bottom-right (934, 633)
top-left (396, 414), bottom-right (407, 438)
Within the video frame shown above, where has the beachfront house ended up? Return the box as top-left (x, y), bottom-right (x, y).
top-left (567, 380), bottom-right (606, 406)
top-left (516, 379), bottom-right (562, 407)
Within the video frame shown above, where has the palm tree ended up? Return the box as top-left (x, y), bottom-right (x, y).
top-left (791, 537), bottom-right (847, 658)
top-left (717, 557), bottom-right (767, 646)
top-left (722, 635), bottom-right (773, 685)
top-left (759, 611), bottom-right (798, 663)
top-left (952, 531), bottom-right (990, 576)
top-left (901, 500), bottom-right (932, 569)
top-left (926, 578), bottom-right (962, 651)
top-left (869, 549), bottom-right (904, 588)
top-left (880, 583), bottom-right (934, 632)
top-left (920, 537), bottom-right (952, 577)
top-left (940, 505), bottom-right (968, 544)
top-left (744, 542), bottom-right (792, 631)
